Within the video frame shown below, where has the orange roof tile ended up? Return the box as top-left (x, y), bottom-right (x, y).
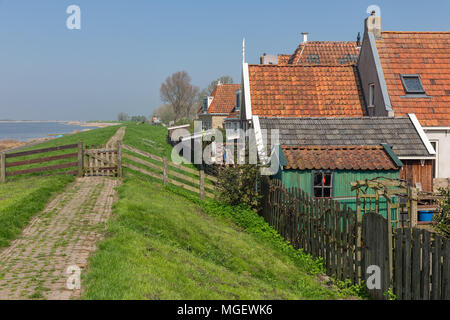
top-left (248, 64), bottom-right (365, 117)
top-left (277, 54), bottom-right (291, 65)
top-left (287, 41), bottom-right (360, 65)
top-left (198, 84), bottom-right (241, 115)
top-left (282, 145), bottom-right (399, 171)
top-left (376, 31), bottom-right (450, 127)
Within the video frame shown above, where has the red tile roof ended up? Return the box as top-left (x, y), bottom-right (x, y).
top-left (287, 41), bottom-right (360, 65)
top-left (281, 145), bottom-right (399, 171)
top-left (277, 54), bottom-right (291, 65)
top-left (248, 64), bottom-right (365, 117)
top-left (198, 84), bottom-right (241, 114)
top-left (376, 31), bottom-right (450, 127)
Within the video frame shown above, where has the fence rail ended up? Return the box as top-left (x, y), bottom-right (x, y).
top-left (1, 143), bottom-right (82, 182)
top-left (122, 144), bottom-right (216, 199)
top-left (261, 178), bottom-right (450, 300)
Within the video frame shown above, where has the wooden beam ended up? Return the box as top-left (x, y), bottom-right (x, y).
top-left (6, 143), bottom-right (78, 158)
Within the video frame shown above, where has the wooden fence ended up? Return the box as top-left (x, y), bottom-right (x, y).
top-left (261, 178), bottom-right (450, 300)
top-left (121, 144), bottom-right (216, 199)
top-left (0, 143), bottom-right (82, 182)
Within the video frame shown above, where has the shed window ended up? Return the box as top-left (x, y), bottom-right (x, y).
top-left (368, 83), bottom-right (375, 106)
top-left (400, 75), bottom-right (425, 94)
top-left (313, 171), bottom-right (333, 198)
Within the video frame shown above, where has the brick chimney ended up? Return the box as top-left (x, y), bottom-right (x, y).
top-left (365, 10), bottom-right (382, 40)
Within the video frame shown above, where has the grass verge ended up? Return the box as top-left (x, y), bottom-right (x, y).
top-left (83, 170), bottom-right (341, 300)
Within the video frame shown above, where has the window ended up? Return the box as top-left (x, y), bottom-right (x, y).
top-left (368, 83), bottom-right (375, 106)
top-left (202, 97), bottom-right (208, 113)
top-left (400, 74), bottom-right (426, 94)
top-left (235, 90), bottom-right (241, 111)
top-left (313, 171), bottom-right (333, 198)
top-left (430, 141), bottom-right (439, 178)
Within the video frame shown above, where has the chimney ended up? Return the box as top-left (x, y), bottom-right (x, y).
top-left (301, 32), bottom-right (309, 43)
top-left (365, 10), bottom-right (382, 39)
top-left (260, 53), bottom-right (278, 65)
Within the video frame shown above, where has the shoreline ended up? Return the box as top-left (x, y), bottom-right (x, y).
top-left (0, 121), bottom-right (119, 152)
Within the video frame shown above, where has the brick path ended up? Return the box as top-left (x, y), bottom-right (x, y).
top-left (0, 127), bottom-right (125, 300)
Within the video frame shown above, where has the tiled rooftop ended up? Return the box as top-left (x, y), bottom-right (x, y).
top-left (248, 64), bottom-right (365, 117)
top-left (376, 31), bottom-right (450, 127)
top-left (199, 83), bottom-right (241, 114)
top-left (281, 145), bottom-right (399, 171)
top-left (287, 41), bottom-right (361, 65)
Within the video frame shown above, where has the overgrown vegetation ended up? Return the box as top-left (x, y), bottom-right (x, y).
top-left (216, 164), bottom-right (262, 211)
top-left (434, 187), bottom-right (450, 238)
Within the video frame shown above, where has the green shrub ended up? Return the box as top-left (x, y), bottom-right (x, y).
top-left (434, 187), bottom-right (450, 238)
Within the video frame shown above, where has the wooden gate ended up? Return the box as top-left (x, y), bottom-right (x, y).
top-left (83, 143), bottom-right (122, 177)
top-left (361, 212), bottom-right (390, 300)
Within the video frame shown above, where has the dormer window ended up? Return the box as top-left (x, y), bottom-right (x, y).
top-left (202, 97), bottom-right (208, 113)
top-left (401, 74), bottom-right (425, 94)
top-left (235, 89), bottom-right (241, 111)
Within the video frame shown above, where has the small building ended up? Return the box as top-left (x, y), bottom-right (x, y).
top-left (274, 145), bottom-right (402, 214)
top-left (257, 116), bottom-right (434, 212)
top-left (197, 83), bottom-right (241, 130)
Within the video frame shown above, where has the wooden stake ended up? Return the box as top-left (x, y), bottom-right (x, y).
top-left (0, 152), bottom-right (6, 183)
top-left (163, 157), bottom-right (168, 186)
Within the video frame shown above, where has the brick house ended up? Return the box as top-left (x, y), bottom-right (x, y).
top-left (357, 13), bottom-right (447, 190)
top-left (197, 83), bottom-right (241, 130)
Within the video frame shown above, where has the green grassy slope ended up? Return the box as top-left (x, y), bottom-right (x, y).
top-left (0, 125), bottom-right (120, 248)
top-left (83, 124), bottom-right (341, 300)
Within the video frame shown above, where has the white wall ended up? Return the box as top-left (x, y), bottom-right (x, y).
top-left (425, 129), bottom-right (450, 178)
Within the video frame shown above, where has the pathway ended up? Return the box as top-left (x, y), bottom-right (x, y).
top-left (0, 127), bottom-right (126, 300)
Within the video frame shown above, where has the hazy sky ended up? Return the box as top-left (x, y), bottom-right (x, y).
top-left (0, 0), bottom-right (449, 121)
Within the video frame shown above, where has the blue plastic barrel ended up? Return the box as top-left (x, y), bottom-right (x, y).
top-left (418, 210), bottom-right (434, 222)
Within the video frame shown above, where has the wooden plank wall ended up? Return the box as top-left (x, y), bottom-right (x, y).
top-left (400, 160), bottom-right (434, 192)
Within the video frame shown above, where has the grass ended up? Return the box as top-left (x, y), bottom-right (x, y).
top-left (83, 172), bottom-right (340, 300)
top-left (83, 124), bottom-right (343, 300)
top-left (0, 175), bottom-right (73, 248)
top-left (0, 125), bottom-right (121, 248)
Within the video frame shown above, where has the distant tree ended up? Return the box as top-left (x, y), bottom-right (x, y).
top-left (160, 71), bottom-right (199, 121)
top-left (130, 115), bottom-right (147, 123)
top-left (152, 104), bottom-right (177, 124)
top-left (117, 112), bottom-right (129, 121)
top-left (207, 75), bottom-right (233, 95)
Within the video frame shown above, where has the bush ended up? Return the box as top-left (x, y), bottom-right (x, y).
top-left (216, 164), bottom-right (261, 211)
top-left (434, 187), bottom-right (450, 238)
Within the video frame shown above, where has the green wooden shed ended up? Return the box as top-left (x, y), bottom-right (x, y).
top-left (272, 144), bottom-right (403, 217)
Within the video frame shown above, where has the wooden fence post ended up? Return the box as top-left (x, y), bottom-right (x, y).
top-left (200, 169), bottom-right (205, 200)
top-left (117, 141), bottom-right (122, 178)
top-left (77, 142), bottom-right (84, 177)
top-left (410, 187), bottom-right (418, 228)
top-left (0, 152), bottom-right (5, 183)
top-left (387, 198), bottom-right (393, 285)
top-left (356, 188), bottom-right (362, 284)
top-left (163, 156), bottom-right (168, 186)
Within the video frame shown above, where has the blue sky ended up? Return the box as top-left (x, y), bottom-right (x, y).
top-left (0, 0), bottom-right (449, 121)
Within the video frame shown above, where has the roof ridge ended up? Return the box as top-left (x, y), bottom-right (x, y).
top-left (382, 31), bottom-right (450, 34)
top-left (248, 64), bottom-right (356, 68)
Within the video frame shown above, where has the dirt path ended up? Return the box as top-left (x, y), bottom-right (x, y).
top-left (0, 127), bottom-right (126, 300)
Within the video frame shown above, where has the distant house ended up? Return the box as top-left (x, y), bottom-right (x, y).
top-left (197, 83), bottom-right (241, 130)
top-left (357, 12), bottom-right (447, 189)
top-left (257, 116), bottom-right (434, 210)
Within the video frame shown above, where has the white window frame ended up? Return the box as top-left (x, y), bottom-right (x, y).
top-left (368, 83), bottom-right (375, 107)
top-left (430, 140), bottom-right (439, 178)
